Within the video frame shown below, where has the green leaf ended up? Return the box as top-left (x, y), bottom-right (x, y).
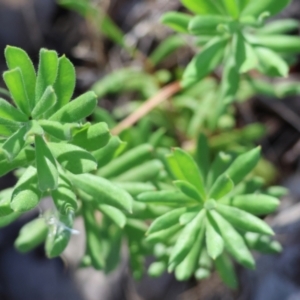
top-left (53, 56), bottom-right (75, 110)
top-left (181, 0), bottom-right (226, 15)
top-left (206, 152), bottom-right (232, 189)
top-left (15, 218), bottom-right (48, 253)
top-left (10, 166), bottom-right (42, 212)
top-left (137, 190), bottom-right (196, 205)
top-left (112, 159), bottom-right (163, 182)
top-left (224, 0), bottom-right (240, 17)
top-left (240, 42), bottom-right (258, 73)
top-left (0, 118), bottom-right (22, 136)
top-left (82, 204), bottom-right (104, 269)
top-left (70, 173), bottom-right (133, 213)
top-left (148, 262), bottom-right (167, 277)
top-left (175, 225), bottom-right (204, 281)
top-left (215, 253), bottom-right (238, 289)
top-left (51, 174), bottom-right (77, 214)
top-left (114, 182), bottom-right (155, 197)
top-left (231, 194), bottom-right (280, 215)
top-left (208, 174), bottom-right (234, 200)
top-left (188, 15), bottom-right (229, 35)
top-left (206, 216), bottom-right (224, 259)
top-left (1, 125), bottom-right (27, 161)
top-left (72, 122), bottom-right (110, 151)
top-left (145, 223), bottom-right (182, 244)
top-left (93, 136), bottom-right (126, 168)
top-left (45, 211), bottom-right (74, 258)
top-left (168, 148), bottom-right (205, 198)
top-left (150, 35), bottom-right (186, 66)
top-left (35, 49), bottom-right (58, 104)
top-left (0, 148), bottom-right (35, 177)
top-left (182, 37), bottom-right (227, 88)
top-left (0, 98), bottom-right (28, 122)
top-left (48, 142), bottom-right (97, 174)
top-left (147, 207), bottom-right (187, 235)
top-left (250, 35), bottom-right (300, 54)
top-left (98, 204), bottom-right (126, 228)
top-left (35, 135), bottom-right (58, 191)
top-left (160, 12), bottom-right (192, 33)
top-left (210, 210), bottom-right (255, 269)
top-left (255, 47), bottom-right (289, 77)
top-left (169, 210), bottom-right (205, 268)
top-left (32, 86), bottom-right (57, 119)
top-left (97, 144), bottom-right (153, 178)
top-left (5, 46), bottom-right (36, 109)
top-left (179, 208), bottom-right (198, 225)
top-left (39, 120), bottom-right (75, 141)
top-left (195, 133), bottom-right (210, 179)
top-left (49, 91), bottom-right (97, 123)
top-left (174, 180), bottom-right (203, 202)
top-left (0, 188), bottom-right (14, 216)
top-left (3, 68), bottom-right (31, 115)
top-left (225, 146), bottom-right (261, 185)
top-left (241, 0), bottom-right (292, 18)
top-left (216, 203), bottom-right (274, 235)
top-left (256, 19), bottom-right (300, 35)
top-left (245, 232), bottom-right (282, 254)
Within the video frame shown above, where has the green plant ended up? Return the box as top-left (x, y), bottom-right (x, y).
top-left (0, 0), bottom-right (296, 290)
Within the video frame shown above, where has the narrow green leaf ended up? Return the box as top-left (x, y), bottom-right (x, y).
top-left (51, 174), bottom-right (77, 214)
top-left (10, 167), bottom-right (42, 212)
top-left (93, 136), bottom-right (126, 168)
top-left (215, 253), bottom-right (238, 289)
top-left (195, 133), bottom-right (210, 179)
top-left (145, 223), bottom-right (182, 244)
top-left (181, 0), bottom-right (226, 15)
top-left (114, 182), bottom-right (155, 197)
top-left (150, 36), bottom-right (186, 66)
top-left (251, 35), bottom-right (300, 53)
top-left (206, 152), bottom-right (232, 189)
top-left (231, 194), bottom-right (280, 215)
top-left (245, 232), bottom-right (282, 254)
top-left (225, 146), bottom-right (261, 185)
top-left (255, 47), bottom-right (289, 77)
top-left (241, 0), bottom-right (292, 18)
top-left (70, 173), bottom-right (133, 213)
top-left (45, 211), bottom-right (74, 258)
top-left (32, 86), bottom-right (57, 119)
top-left (175, 225), bottom-right (204, 281)
top-left (35, 49), bottom-right (58, 104)
top-left (257, 19), bottom-right (300, 35)
top-left (174, 180), bottom-right (203, 202)
top-left (112, 159), bottom-right (163, 182)
top-left (160, 12), bottom-right (192, 33)
top-left (208, 174), bottom-right (234, 200)
top-left (5, 46), bottom-right (36, 109)
top-left (0, 118), bottom-right (22, 136)
top-left (188, 15), bottom-right (229, 35)
top-left (170, 148), bottom-right (206, 198)
top-left (148, 262), bottom-right (167, 277)
top-left (147, 207), bottom-right (187, 235)
top-left (72, 122), bottom-right (110, 151)
top-left (49, 91), bottom-right (97, 123)
top-left (0, 188), bottom-right (14, 216)
top-left (48, 142), bottom-right (97, 174)
top-left (3, 68), bottom-right (30, 115)
top-left (179, 208), bottom-right (198, 225)
top-left (206, 216), bottom-right (224, 259)
top-left (224, 0), bottom-right (239, 17)
top-left (210, 210), bottom-right (255, 269)
top-left (1, 125), bottom-right (27, 161)
top-left (53, 55), bottom-right (75, 109)
top-left (98, 144), bottom-right (153, 178)
top-left (35, 135), bottom-right (58, 191)
top-left (137, 190), bottom-right (196, 205)
top-left (217, 203), bottom-right (274, 235)
top-left (169, 210), bottom-right (205, 267)
top-left (0, 98), bottom-right (28, 122)
top-left (15, 218), bottom-right (48, 253)
top-left (182, 37), bottom-right (227, 88)
top-left (98, 204), bottom-right (126, 228)
top-left (39, 120), bottom-right (75, 141)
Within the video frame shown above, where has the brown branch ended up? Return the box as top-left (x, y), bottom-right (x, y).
top-left (111, 81), bottom-right (182, 135)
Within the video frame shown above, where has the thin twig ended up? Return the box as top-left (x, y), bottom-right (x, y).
top-left (111, 81), bottom-right (182, 135)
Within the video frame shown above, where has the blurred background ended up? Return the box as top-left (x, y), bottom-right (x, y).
top-left (1, 0), bottom-right (300, 299)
